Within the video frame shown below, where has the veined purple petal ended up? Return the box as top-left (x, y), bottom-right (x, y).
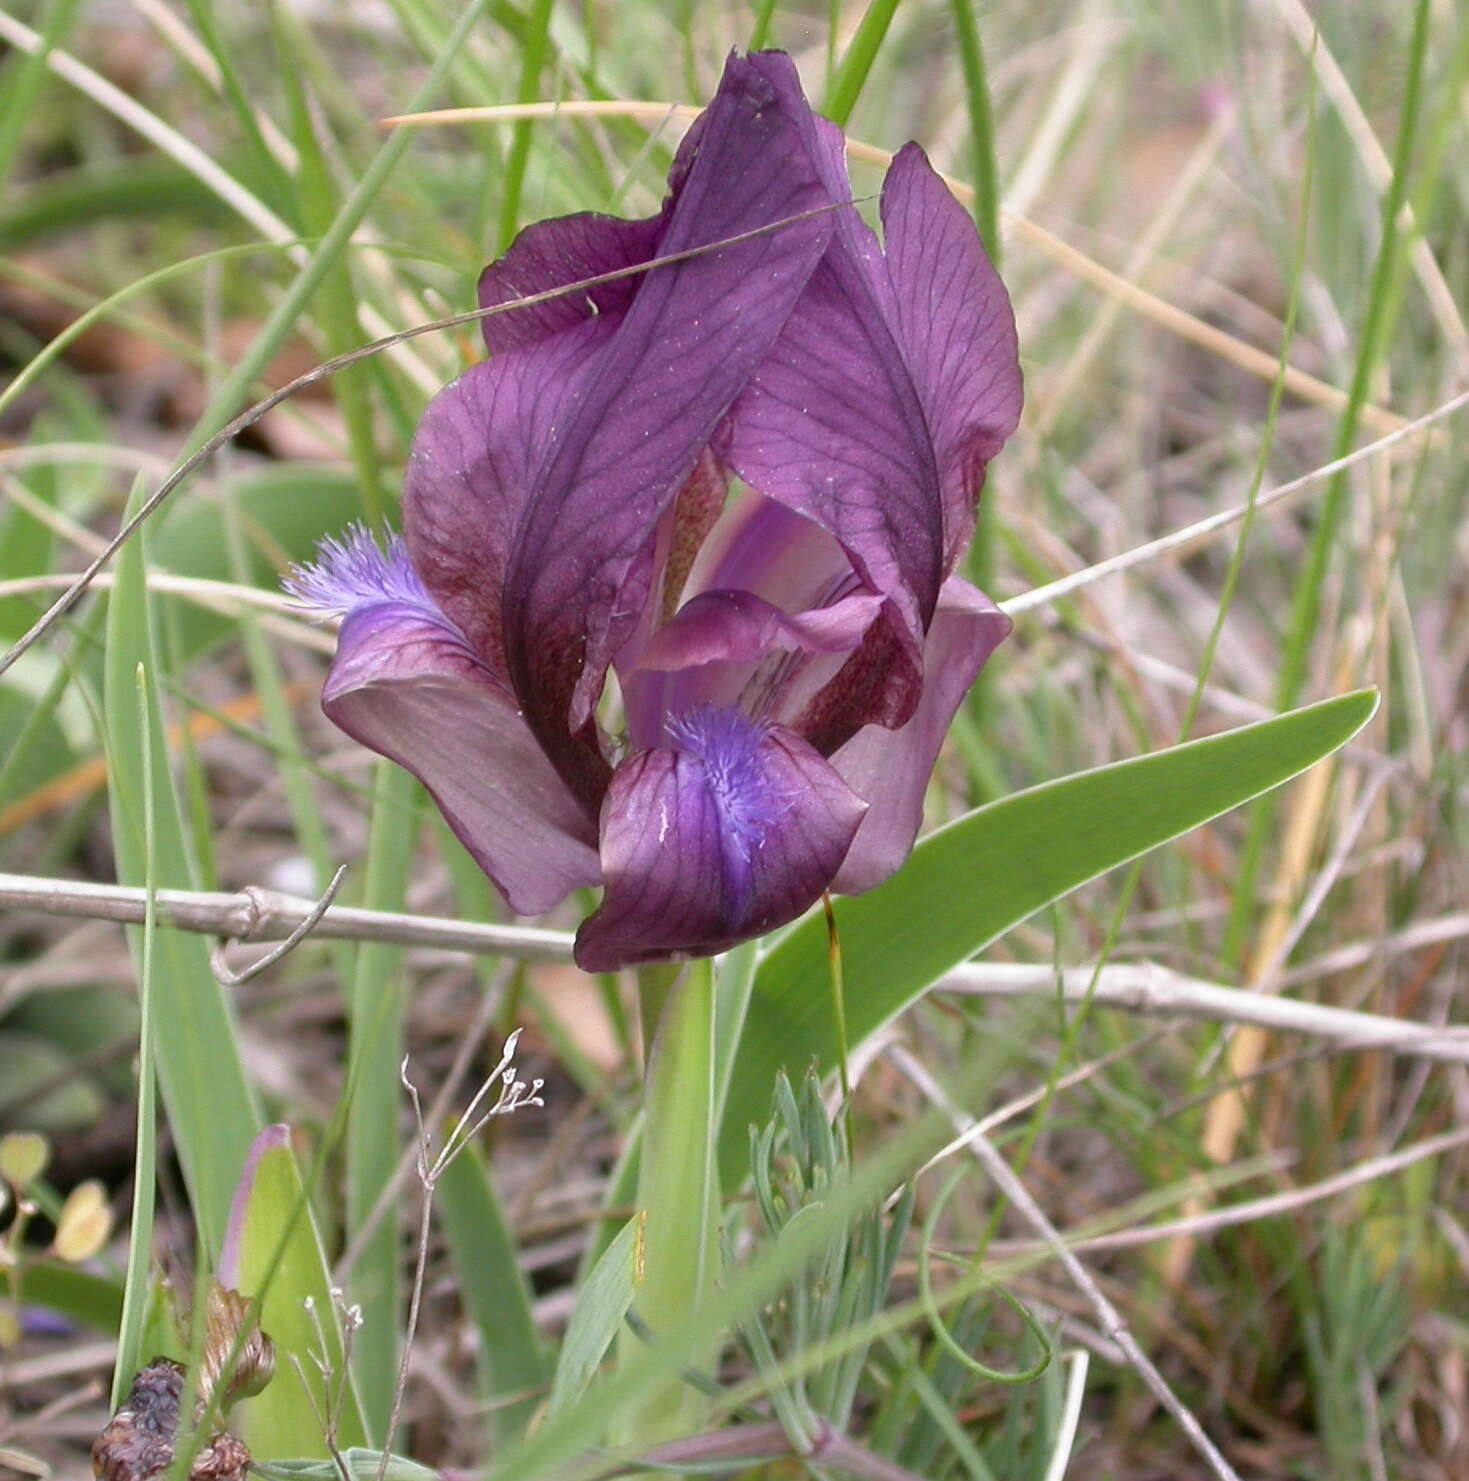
top-left (501, 51), bottom-right (835, 806)
top-left (830, 578), bottom-right (1010, 893)
top-left (638, 588), bottom-right (882, 673)
top-left (720, 56), bottom-right (943, 706)
top-left (880, 144), bottom-right (1022, 562)
top-left (403, 317), bottom-right (612, 691)
top-left (623, 586), bottom-right (882, 749)
top-left (575, 707), bottom-right (865, 970)
top-left (477, 211), bottom-right (663, 355)
top-left (300, 539), bottom-right (600, 913)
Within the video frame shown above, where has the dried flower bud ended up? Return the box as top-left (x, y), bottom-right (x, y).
top-left (92, 1359), bottom-right (253, 1481)
top-left (201, 1283), bottom-right (275, 1412)
top-left (92, 1360), bottom-right (185, 1481)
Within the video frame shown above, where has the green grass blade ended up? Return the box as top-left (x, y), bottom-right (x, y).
top-left (436, 1142), bottom-right (550, 1445)
top-left (821, 0), bottom-right (902, 128)
top-left (186, 0), bottom-right (494, 457)
top-left (103, 479), bottom-right (259, 1252)
top-left (719, 689), bottom-right (1378, 1184)
top-left (496, 0), bottom-right (557, 252)
top-left (111, 663), bottom-right (161, 1408)
top-left (1222, 0), bottom-right (1432, 964)
top-left (344, 763), bottom-right (418, 1436)
top-left (948, 0), bottom-right (1000, 261)
top-left (222, 1126), bottom-right (369, 1459)
top-left (0, 0), bottom-right (83, 199)
top-left (549, 1215), bottom-right (638, 1417)
top-left (178, 0), bottom-right (298, 222)
top-left (615, 959), bottom-right (719, 1445)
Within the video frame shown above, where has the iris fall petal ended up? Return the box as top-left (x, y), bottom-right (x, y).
top-left (575, 707), bottom-right (867, 970)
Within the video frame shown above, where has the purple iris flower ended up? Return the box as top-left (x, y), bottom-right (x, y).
top-left (289, 50), bottom-right (1021, 971)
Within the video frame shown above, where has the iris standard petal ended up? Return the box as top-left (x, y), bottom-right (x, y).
top-left (879, 143), bottom-right (1023, 562)
top-left (402, 318), bottom-right (612, 687)
top-left (477, 211), bottom-right (663, 354)
top-left (500, 51), bottom-right (835, 802)
top-left (297, 536), bottom-right (600, 914)
top-left (828, 577), bottom-right (1010, 893)
top-left (721, 57), bottom-right (943, 679)
top-left (574, 706), bottom-right (866, 970)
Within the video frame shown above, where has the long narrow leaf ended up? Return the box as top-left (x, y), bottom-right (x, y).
top-left (103, 480), bottom-right (259, 1251)
top-left (718, 689), bottom-right (1377, 1183)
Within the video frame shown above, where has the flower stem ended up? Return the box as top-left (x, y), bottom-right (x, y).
top-left (616, 958), bottom-right (719, 1447)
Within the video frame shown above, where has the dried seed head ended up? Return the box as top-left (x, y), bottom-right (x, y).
top-left (91, 1359), bottom-right (185, 1481)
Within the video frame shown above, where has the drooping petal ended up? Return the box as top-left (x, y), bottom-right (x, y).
top-left (575, 707), bottom-right (866, 971)
top-left (501, 52), bottom-right (835, 801)
top-left (294, 533), bottom-right (600, 914)
top-left (880, 144), bottom-right (1022, 561)
top-left (829, 578), bottom-right (1010, 893)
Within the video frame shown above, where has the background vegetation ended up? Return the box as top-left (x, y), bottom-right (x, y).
top-left (1, 1), bottom-right (1466, 1477)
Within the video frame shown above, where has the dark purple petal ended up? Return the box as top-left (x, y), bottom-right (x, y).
top-left (317, 581), bottom-right (600, 915)
top-left (880, 144), bottom-right (1022, 561)
top-left (830, 578), bottom-right (1010, 893)
top-left (575, 707), bottom-right (866, 970)
top-left (402, 319), bottom-right (612, 688)
top-left (477, 211), bottom-right (663, 354)
top-left (720, 58), bottom-right (943, 715)
top-left (623, 586), bottom-right (882, 749)
top-left (501, 52), bottom-right (835, 805)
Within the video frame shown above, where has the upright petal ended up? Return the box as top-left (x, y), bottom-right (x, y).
top-left (402, 318), bottom-right (611, 686)
top-left (501, 52), bottom-right (835, 804)
top-left (477, 211), bottom-right (663, 354)
top-left (879, 144), bottom-right (1023, 561)
top-left (291, 531), bottom-right (601, 914)
top-left (720, 55), bottom-right (943, 665)
top-left (829, 578), bottom-right (1010, 893)
top-left (575, 707), bottom-right (866, 971)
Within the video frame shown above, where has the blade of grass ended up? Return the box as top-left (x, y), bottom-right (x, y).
top-left (270, 7), bottom-right (385, 521)
top-left (177, 0), bottom-right (297, 221)
top-left (0, 0), bottom-right (84, 199)
top-left (497, 0), bottom-right (557, 253)
top-left (948, 0), bottom-right (1000, 262)
top-left (436, 1141), bottom-right (550, 1446)
top-left (821, 0), bottom-right (902, 128)
top-left (104, 478), bottom-right (259, 1253)
top-left (1221, 0), bottom-right (1431, 966)
top-left (344, 763), bottom-right (420, 1437)
top-left (111, 662), bottom-right (161, 1408)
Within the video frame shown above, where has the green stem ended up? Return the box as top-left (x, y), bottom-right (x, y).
top-left (616, 958), bottom-right (719, 1446)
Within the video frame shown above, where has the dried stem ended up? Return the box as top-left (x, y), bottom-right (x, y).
top-left (4, 872), bottom-right (1467, 1064)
